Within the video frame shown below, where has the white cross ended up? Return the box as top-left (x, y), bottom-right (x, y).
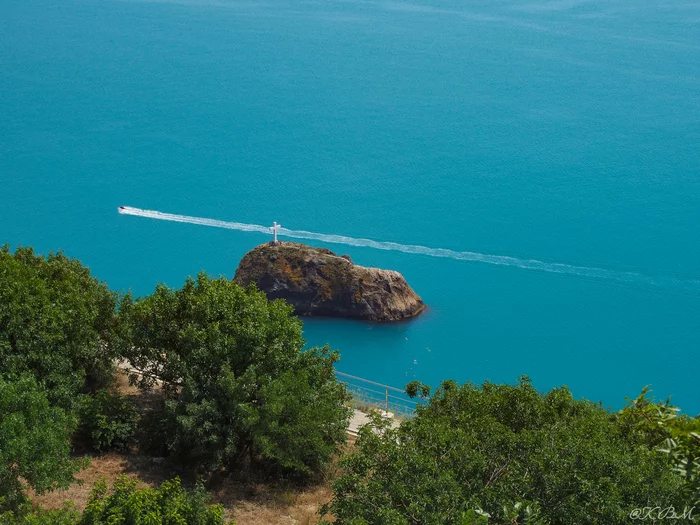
top-left (270, 221), bottom-right (281, 244)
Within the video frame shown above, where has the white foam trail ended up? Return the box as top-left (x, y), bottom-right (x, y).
top-left (120, 206), bottom-right (272, 235)
top-left (118, 206), bottom-right (700, 293)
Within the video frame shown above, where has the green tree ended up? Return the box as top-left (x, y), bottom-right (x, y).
top-left (78, 389), bottom-right (139, 452)
top-left (0, 375), bottom-right (86, 512)
top-left (323, 377), bottom-right (688, 525)
top-left (80, 476), bottom-right (227, 525)
top-left (0, 246), bottom-right (119, 411)
top-left (119, 273), bottom-right (351, 477)
top-left (620, 387), bottom-right (700, 504)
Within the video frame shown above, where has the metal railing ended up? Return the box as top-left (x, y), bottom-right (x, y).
top-left (336, 371), bottom-right (420, 418)
top-left (118, 358), bottom-right (420, 418)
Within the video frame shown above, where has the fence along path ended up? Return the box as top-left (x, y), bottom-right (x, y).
top-left (336, 371), bottom-right (419, 418)
top-left (117, 360), bottom-right (414, 435)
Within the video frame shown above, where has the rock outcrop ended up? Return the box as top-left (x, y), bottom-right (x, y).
top-left (233, 242), bottom-right (425, 321)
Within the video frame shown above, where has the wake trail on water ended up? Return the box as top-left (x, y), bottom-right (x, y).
top-left (118, 206), bottom-right (700, 295)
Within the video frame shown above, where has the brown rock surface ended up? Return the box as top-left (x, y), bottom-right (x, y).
top-left (233, 242), bottom-right (425, 321)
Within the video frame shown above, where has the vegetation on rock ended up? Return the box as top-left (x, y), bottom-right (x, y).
top-left (234, 242), bottom-right (425, 321)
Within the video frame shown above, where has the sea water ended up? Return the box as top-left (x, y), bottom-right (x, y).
top-left (2, 0), bottom-right (699, 412)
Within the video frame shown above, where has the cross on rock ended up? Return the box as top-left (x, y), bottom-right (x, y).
top-left (270, 221), bottom-right (281, 244)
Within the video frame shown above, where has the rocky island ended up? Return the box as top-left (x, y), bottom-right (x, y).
top-left (234, 242), bottom-right (425, 321)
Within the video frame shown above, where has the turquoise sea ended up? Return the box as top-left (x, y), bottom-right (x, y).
top-left (2, 0), bottom-right (699, 412)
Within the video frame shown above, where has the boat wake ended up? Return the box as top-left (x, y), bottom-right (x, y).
top-left (118, 206), bottom-right (700, 295)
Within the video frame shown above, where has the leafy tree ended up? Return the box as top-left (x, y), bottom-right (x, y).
top-left (80, 476), bottom-right (227, 525)
top-left (78, 389), bottom-right (139, 452)
top-left (0, 246), bottom-right (118, 411)
top-left (620, 387), bottom-right (700, 504)
top-left (323, 377), bottom-right (688, 525)
top-left (0, 375), bottom-right (86, 512)
top-left (119, 273), bottom-right (351, 477)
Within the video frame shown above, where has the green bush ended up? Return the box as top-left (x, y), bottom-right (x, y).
top-left (0, 477), bottom-right (229, 524)
top-left (0, 505), bottom-right (79, 525)
top-left (0, 246), bottom-right (119, 412)
top-left (118, 274), bottom-right (351, 478)
top-left (0, 375), bottom-right (86, 512)
top-left (619, 387), bottom-right (700, 504)
top-left (80, 476), bottom-right (228, 525)
top-left (78, 389), bottom-right (139, 452)
top-left (323, 377), bottom-right (688, 525)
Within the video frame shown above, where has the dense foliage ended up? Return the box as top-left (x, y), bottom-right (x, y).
top-left (3, 244), bottom-right (698, 523)
top-left (0, 375), bottom-right (85, 512)
top-left (0, 478), bottom-right (229, 525)
top-left (0, 246), bottom-right (118, 411)
top-left (80, 476), bottom-right (226, 525)
top-left (619, 387), bottom-right (700, 505)
top-left (78, 389), bottom-right (139, 452)
top-left (323, 377), bottom-right (690, 525)
top-left (118, 273), bottom-right (351, 477)
top-left (0, 506), bottom-right (80, 525)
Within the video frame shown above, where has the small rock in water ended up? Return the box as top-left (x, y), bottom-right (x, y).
top-left (233, 242), bottom-right (425, 322)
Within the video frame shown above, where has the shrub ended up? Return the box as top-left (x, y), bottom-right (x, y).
top-left (0, 505), bottom-right (79, 525)
top-left (0, 246), bottom-right (119, 412)
top-left (80, 476), bottom-right (227, 525)
top-left (118, 274), bottom-right (351, 478)
top-left (0, 478), bottom-right (228, 524)
top-left (78, 389), bottom-right (139, 452)
top-left (0, 375), bottom-right (86, 512)
top-left (323, 377), bottom-right (688, 525)
top-left (619, 387), bottom-right (700, 504)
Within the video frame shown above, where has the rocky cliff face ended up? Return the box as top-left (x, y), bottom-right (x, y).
top-left (233, 242), bottom-right (425, 322)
